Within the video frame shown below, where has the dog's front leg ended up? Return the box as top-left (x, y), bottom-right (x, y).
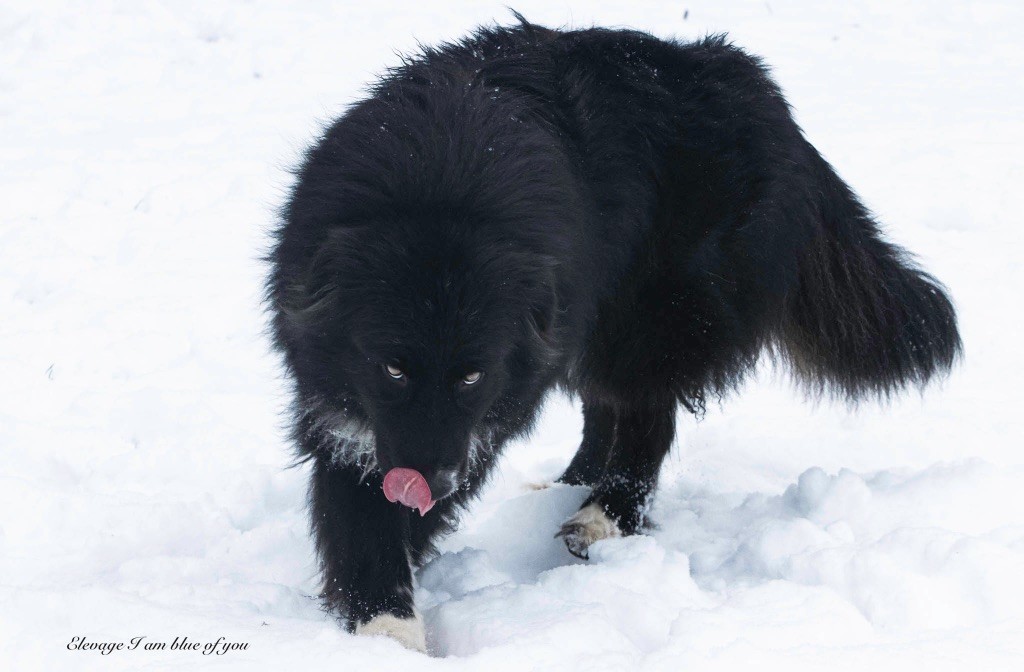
top-left (309, 456), bottom-right (426, 652)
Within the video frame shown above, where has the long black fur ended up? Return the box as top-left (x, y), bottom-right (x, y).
top-left (266, 15), bottom-right (961, 634)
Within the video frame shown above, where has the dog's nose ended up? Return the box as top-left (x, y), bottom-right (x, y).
top-left (426, 467), bottom-right (460, 500)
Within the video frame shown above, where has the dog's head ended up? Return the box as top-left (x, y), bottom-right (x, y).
top-left (271, 88), bottom-right (583, 506)
top-left (280, 217), bottom-right (561, 503)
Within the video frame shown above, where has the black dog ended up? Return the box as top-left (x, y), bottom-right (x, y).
top-left (266, 16), bottom-right (960, 650)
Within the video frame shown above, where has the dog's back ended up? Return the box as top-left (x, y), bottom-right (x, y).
top-left (409, 20), bottom-right (963, 409)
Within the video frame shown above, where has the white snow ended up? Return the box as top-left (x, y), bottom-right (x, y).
top-left (2, 1), bottom-right (1022, 670)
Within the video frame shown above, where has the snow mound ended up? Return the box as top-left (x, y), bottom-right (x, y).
top-left (2, 1), bottom-right (1022, 670)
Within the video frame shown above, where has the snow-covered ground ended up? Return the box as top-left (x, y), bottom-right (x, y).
top-left (2, 1), bottom-right (1022, 670)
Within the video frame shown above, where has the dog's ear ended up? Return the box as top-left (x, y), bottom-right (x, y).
top-left (279, 227), bottom-right (362, 333)
top-left (528, 266), bottom-right (558, 340)
top-left (520, 256), bottom-right (561, 363)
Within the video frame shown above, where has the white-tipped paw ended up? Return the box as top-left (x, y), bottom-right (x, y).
top-left (555, 502), bottom-right (621, 559)
top-left (356, 612), bottom-right (427, 653)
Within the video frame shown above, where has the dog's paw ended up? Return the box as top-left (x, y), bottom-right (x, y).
top-left (524, 480), bottom-right (553, 491)
top-left (555, 502), bottom-right (621, 559)
top-left (355, 612), bottom-right (427, 653)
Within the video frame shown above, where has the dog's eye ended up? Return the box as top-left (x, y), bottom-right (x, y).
top-left (384, 364), bottom-right (405, 380)
top-left (461, 371), bottom-right (483, 386)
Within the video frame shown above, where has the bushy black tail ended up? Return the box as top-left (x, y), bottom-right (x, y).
top-left (779, 150), bottom-right (962, 400)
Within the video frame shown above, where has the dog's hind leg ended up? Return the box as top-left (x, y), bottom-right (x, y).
top-left (557, 401), bottom-right (617, 487)
top-left (557, 401), bottom-right (675, 559)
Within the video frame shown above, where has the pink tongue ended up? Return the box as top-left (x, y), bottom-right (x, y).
top-left (382, 468), bottom-right (435, 516)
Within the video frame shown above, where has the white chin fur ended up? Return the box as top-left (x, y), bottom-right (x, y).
top-left (356, 612), bottom-right (427, 653)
